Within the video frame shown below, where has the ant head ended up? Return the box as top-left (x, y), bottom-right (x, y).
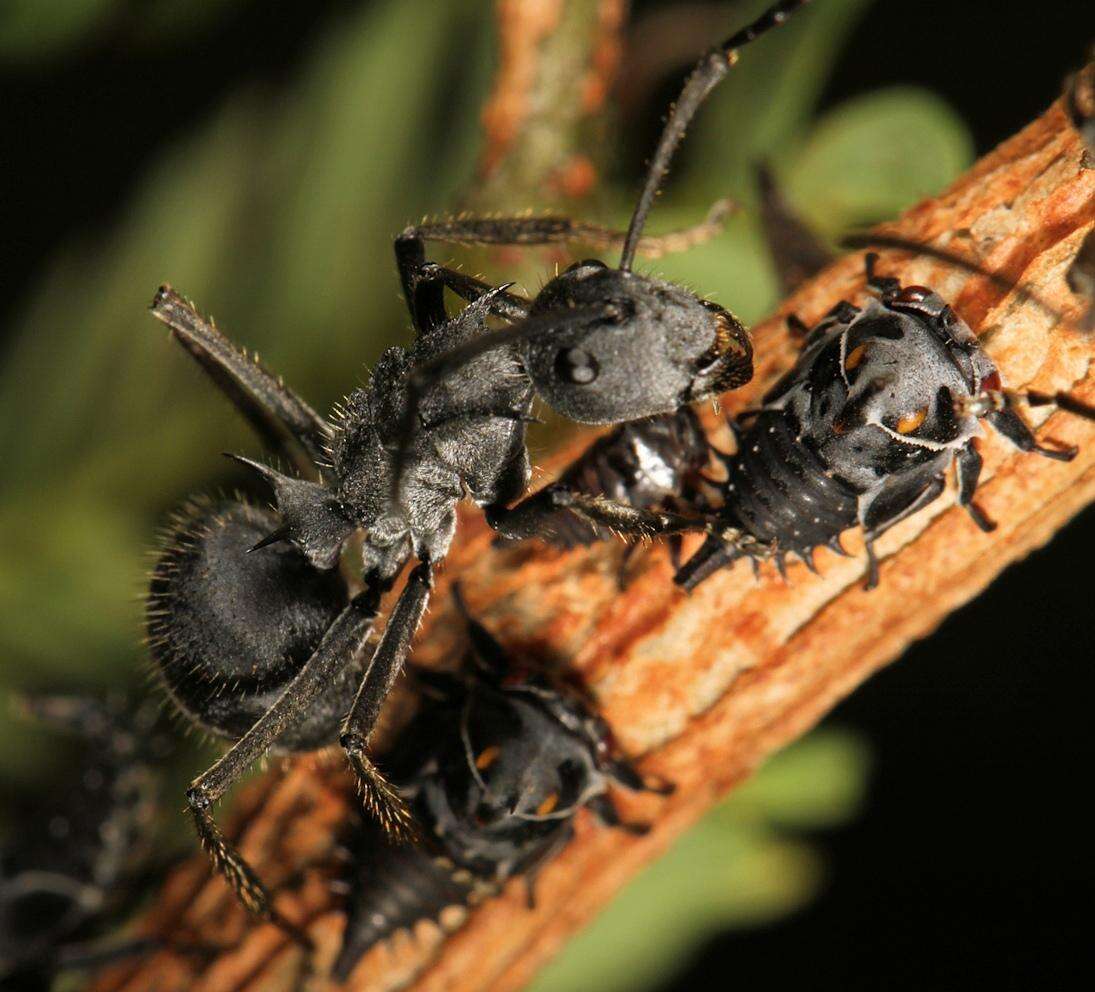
top-left (523, 260), bottom-right (752, 424)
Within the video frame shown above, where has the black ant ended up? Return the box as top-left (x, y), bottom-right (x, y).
top-left (145, 0), bottom-right (815, 936)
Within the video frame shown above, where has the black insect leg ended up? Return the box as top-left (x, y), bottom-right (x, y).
top-left (513, 826), bottom-right (574, 910)
top-left (395, 230), bottom-right (531, 336)
top-left (987, 405), bottom-right (1078, 461)
top-left (988, 389), bottom-right (1095, 460)
top-left (755, 161), bottom-right (833, 296)
top-left (185, 588), bottom-right (381, 943)
top-left (451, 582), bottom-right (509, 678)
top-left (786, 313), bottom-right (811, 339)
top-left (487, 486), bottom-right (710, 544)
top-left (955, 441), bottom-right (996, 532)
top-left (586, 793), bottom-right (651, 836)
top-left (395, 199), bottom-right (734, 336)
top-left (400, 201), bottom-right (733, 283)
top-left (150, 287), bottom-right (328, 475)
top-left (860, 475), bottom-right (946, 590)
top-left (863, 252), bottom-right (901, 300)
top-left (340, 561), bottom-right (434, 841)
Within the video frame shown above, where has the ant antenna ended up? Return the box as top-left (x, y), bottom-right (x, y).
top-left (618, 0), bottom-right (813, 272)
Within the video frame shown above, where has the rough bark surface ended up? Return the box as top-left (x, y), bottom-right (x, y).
top-left (89, 101), bottom-right (1093, 992)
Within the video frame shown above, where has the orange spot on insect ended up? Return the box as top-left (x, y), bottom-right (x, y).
top-left (844, 343), bottom-right (868, 371)
top-left (896, 407), bottom-right (928, 434)
top-left (536, 792), bottom-right (559, 816)
top-left (475, 745), bottom-right (500, 771)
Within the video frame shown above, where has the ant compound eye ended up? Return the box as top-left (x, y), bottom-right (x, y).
top-left (564, 258), bottom-right (608, 277)
top-left (895, 286), bottom-right (932, 304)
top-left (554, 347), bottom-right (600, 385)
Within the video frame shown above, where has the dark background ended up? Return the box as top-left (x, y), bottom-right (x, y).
top-left (1, 2), bottom-right (1091, 990)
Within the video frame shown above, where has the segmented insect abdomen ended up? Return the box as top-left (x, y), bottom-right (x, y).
top-left (332, 819), bottom-right (481, 981)
top-left (550, 408), bottom-right (709, 546)
top-left (677, 409), bottom-right (858, 588)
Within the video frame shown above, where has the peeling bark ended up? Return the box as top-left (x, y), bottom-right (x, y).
top-left (89, 101), bottom-right (1094, 992)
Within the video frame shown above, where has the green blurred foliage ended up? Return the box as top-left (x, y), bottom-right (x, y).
top-left (530, 730), bottom-right (871, 992)
top-left (0, 0), bottom-right (973, 976)
top-left (0, 0), bottom-right (241, 62)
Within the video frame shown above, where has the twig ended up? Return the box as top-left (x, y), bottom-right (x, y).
top-left (88, 100), bottom-right (1093, 992)
top-left (476, 0), bottom-right (628, 206)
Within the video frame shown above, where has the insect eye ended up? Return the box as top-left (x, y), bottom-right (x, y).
top-left (895, 407), bottom-right (929, 434)
top-left (554, 347), bottom-right (600, 385)
top-left (564, 258), bottom-right (608, 276)
top-left (896, 286), bottom-right (931, 303)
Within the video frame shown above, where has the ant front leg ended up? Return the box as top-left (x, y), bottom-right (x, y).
top-left (395, 228), bottom-right (531, 336)
top-left (339, 560), bottom-right (434, 840)
top-left (396, 198), bottom-right (735, 333)
top-left (487, 486), bottom-right (711, 545)
top-left (185, 589), bottom-right (381, 945)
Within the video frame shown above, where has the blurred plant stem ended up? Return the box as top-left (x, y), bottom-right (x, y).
top-left (472, 0), bottom-right (627, 212)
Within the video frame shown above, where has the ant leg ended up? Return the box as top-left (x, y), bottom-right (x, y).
top-left (340, 561), bottom-right (434, 841)
top-left (401, 199), bottom-right (732, 270)
top-left (150, 287), bottom-right (328, 475)
top-left (955, 442), bottom-right (996, 532)
top-left (185, 589), bottom-right (381, 941)
top-left (394, 230), bottom-right (530, 335)
top-left (487, 486), bottom-right (709, 544)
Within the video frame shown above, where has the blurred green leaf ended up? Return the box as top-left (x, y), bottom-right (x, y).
top-left (130, 0), bottom-right (241, 47)
top-left (0, 0), bottom-right (115, 61)
top-left (685, 0), bottom-right (875, 199)
top-left (786, 86), bottom-right (975, 234)
top-left (529, 730), bottom-right (867, 992)
top-left (0, 0), bottom-right (244, 62)
top-left (714, 728), bottom-right (872, 829)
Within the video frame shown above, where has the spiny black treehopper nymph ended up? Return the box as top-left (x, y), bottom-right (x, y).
top-left (332, 590), bottom-right (665, 982)
top-left (676, 253), bottom-right (1095, 591)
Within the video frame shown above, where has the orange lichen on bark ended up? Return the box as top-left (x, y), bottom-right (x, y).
top-left (89, 101), bottom-right (1093, 992)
